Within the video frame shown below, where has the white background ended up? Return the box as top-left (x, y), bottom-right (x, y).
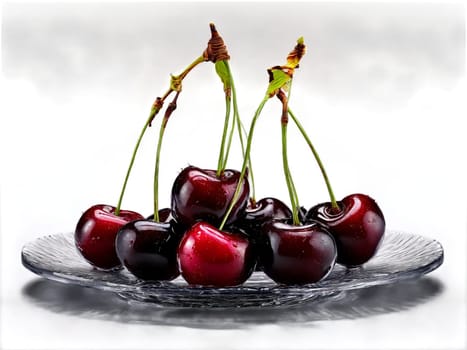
top-left (1, 2), bottom-right (466, 349)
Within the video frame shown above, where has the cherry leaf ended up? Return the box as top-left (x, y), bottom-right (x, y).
top-left (215, 60), bottom-right (231, 92)
top-left (266, 69), bottom-right (291, 97)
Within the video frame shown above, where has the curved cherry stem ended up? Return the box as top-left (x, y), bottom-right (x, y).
top-left (229, 62), bottom-right (257, 204)
top-left (115, 103), bottom-right (162, 217)
top-left (153, 124), bottom-right (166, 222)
top-left (283, 82), bottom-right (300, 213)
top-left (115, 117), bottom-right (150, 217)
top-left (219, 95), bottom-right (269, 230)
top-left (177, 56), bottom-right (206, 81)
top-left (222, 95), bottom-right (236, 170)
top-left (281, 123), bottom-right (300, 225)
top-left (288, 107), bottom-right (339, 210)
top-left (115, 55), bottom-right (205, 216)
top-left (216, 93), bottom-right (232, 176)
top-left (153, 91), bottom-right (180, 222)
top-left (220, 61), bottom-right (257, 203)
top-left (237, 119), bottom-right (256, 206)
top-left (278, 90), bottom-right (300, 225)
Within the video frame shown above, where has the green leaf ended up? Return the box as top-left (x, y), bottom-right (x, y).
top-left (266, 69), bottom-right (291, 97)
top-left (215, 60), bottom-right (231, 91)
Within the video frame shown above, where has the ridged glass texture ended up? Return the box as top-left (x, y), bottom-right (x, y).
top-left (22, 232), bottom-right (443, 308)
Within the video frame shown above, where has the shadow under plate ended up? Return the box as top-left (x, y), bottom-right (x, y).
top-left (22, 276), bottom-right (444, 329)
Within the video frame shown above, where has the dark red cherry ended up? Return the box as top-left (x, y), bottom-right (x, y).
top-left (236, 197), bottom-right (292, 238)
top-left (171, 166), bottom-right (250, 228)
top-left (298, 206), bottom-right (308, 223)
top-left (306, 193), bottom-right (385, 266)
top-left (178, 221), bottom-right (256, 286)
top-left (234, 197), bottom-right (293, 272)
top-left (146, 208), bottom-right (172, 222)
top-left (260, 221), bottom-right (337, 285)
top-left (115, 219), bottom-right (180, 281)
top-left (146, 208), bottom-right (186, 236)
top-left (74, 204), bottom-right (144, 270)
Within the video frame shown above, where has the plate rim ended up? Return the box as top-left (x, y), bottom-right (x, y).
top-left (21, 231), bottom-right (444, 307)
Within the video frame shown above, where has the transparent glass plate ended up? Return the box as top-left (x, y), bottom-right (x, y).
top-left (21, 231), bottom-right (443, 309)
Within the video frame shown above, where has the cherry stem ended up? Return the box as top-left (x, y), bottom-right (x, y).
top-left (115, 111), bottom-right (157, 217)
top-left (176, 55), bottom-right (207, 83)
top-left (216, 93), bottom-right (232, 176)
top-left (153, 92), bottom-right (180, 222)
top-left (218, 61), bottom-right (257, 203)
top-left (238, 120), bottom-right (257, 206)
top-left (222, 95), bottom-right (236, 171)
top-left (229, 61), bottom-right (257, 204)
top-left (219, 95), bottom-right (269, 230)
top-left (288, 107), bottom-right (339, 210)
top-left (153, 126), bottom-right (166, 222)
top-left (278, 90), bottom-right (300, 225)
top-left (115, 55), bottom-right (205, 217)
top-left (281, 123), bottom-right (300, 225)
top-left (283, 83), bottom-right (300, 212)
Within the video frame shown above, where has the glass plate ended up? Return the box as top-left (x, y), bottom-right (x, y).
top-left (21, 231), bottom-right (443, 309)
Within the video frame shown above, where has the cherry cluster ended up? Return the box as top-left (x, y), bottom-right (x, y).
top-left (74, 24), bottom-right (385, 287)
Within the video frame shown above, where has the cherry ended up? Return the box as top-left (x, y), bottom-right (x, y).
top-left (259, 220), bottom-right (336, 285)
top-left (298, 206), bottom-right (308, 223)
top-left (147, 208), bottom-right (187, 238)
top-left (74, 204), bottom-right (144, 270)
top-left (232, 197), bottom-right (293, 272)
top-left (146, 208), bottom-right (173, 223)
top-left (171, 166), bottom-right (250, 228)
top-left (306, 193), bottom-right (385, 266)
top-left (115, 219), bottom-right (180, 281)
top-left (236, 197), bottom-right (292, 238)
top-left (178, 221), bottom-right (256, 286)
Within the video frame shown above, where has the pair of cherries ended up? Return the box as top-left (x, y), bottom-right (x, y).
top-left (75, 165), bottom-right (385, 286)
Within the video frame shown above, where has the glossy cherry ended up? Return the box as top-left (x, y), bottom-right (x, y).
top-left (115, 219), bottom-right (180, 281)
top-left (171, 166), bottom-right (250, 228)
top-left (306, 193), bottom-right (385, 266)
top-left (147, 208), bottom-right (186, 239)
top-left (236, 197), bottom-right (292, 238)
top-left (260, 220), bottom-right (337, 285)
top-left (235, 197), bottom-right (292, 271)
top-left (146, 208), bottom-right (172, 222)
top-left (74, 204), bottom-right (144, 270)
top-left (178, 221), bottom-right (256, 286)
